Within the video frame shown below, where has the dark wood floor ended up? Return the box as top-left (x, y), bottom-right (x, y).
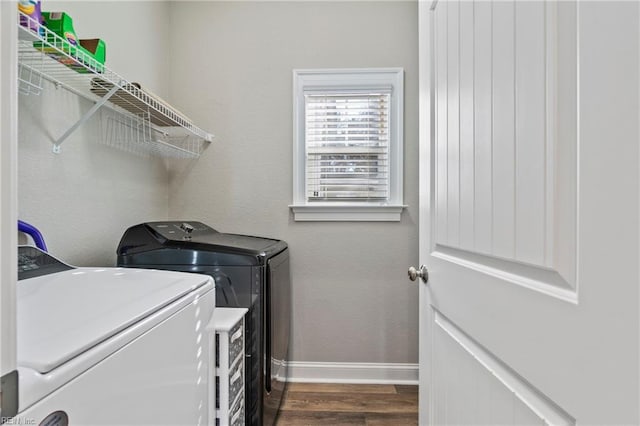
top-left (277, 383), bottom-right (418, 426)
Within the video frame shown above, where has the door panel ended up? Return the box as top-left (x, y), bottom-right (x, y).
top-left (433, 0), bottom-right (578, 300)
top-left (432, 312), bottom-right (574, 425)
top-left (419, 1), bottom-right (639, 424)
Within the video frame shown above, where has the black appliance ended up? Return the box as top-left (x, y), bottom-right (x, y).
top-left (18, 245), bottom-right (74, 280)
top-left (116, 221), bottom-right (290, 426)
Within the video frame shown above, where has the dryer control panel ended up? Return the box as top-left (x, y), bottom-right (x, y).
top-left (149, 221), bottom-right (215, 241)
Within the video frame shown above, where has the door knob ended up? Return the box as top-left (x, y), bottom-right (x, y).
top-left (408, 265), bottom-right (429, 283)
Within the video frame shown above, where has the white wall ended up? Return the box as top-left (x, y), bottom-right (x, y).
top-left (167, 1), bottom-right (420, 364)
top-left (18, 1), bottom-right (172, 266)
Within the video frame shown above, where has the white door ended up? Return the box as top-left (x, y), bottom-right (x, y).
top-left (417, 1), bottom-right (639, 425)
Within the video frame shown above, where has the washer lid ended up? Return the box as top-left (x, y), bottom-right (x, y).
top-left (17, 267), bottom-right (211, 374)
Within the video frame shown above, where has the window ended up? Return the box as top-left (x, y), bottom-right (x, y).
top-left (291, 69), bottom-right (405, 221)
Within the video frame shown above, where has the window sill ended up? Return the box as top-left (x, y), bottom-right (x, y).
top-left (289, 204), bottom-right (407, 222)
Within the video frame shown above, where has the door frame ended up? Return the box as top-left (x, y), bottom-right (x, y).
top-left (0, 0), bottom-right (19, 418)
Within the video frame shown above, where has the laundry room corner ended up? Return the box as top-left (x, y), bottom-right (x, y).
top-left (165, 1), bottom-right (420, 382)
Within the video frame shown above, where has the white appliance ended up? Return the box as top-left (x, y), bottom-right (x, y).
top-left (211, 308), bottom-right (247, 426)
top-left (15, 246), bottom-right (216, 426)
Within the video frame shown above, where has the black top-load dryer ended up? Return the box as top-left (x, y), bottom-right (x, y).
top-left (116, 221), bottom-right (290, 426)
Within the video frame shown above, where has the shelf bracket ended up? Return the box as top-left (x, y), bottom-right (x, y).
top-left (52, 83), bottom-right (121, 154)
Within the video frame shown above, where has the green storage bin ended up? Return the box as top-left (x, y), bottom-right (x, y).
top-left (34, 12), bottom-right (106, 74)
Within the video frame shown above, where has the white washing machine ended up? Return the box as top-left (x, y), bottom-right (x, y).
top-left (14, 246), bottom-right (216, 426)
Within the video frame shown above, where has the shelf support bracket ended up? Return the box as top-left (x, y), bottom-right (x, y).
top-left (52, 84), bottom-right (121, 154)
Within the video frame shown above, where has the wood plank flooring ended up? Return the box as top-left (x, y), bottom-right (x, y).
top-left (277, 383), bottom-right (418, 426)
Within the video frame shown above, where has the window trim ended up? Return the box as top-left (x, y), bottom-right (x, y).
top-left (290, 68), bottom-right (406, 222)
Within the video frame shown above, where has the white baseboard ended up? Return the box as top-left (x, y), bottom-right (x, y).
top-left (286, 361), bottom-right (419, 385)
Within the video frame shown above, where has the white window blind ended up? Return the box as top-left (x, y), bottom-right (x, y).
top-left (304, 92), bottom-right (391, 202)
